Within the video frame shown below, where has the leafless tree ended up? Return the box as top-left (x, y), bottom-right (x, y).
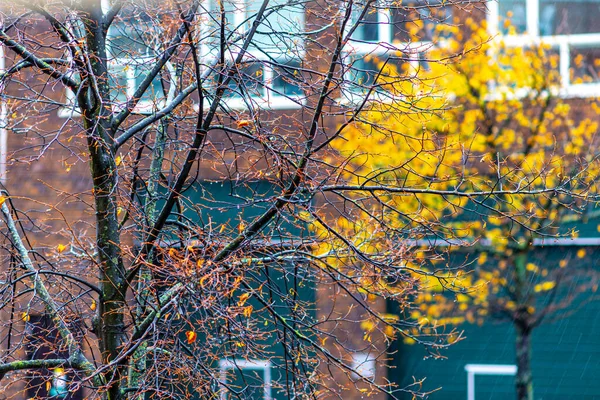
top-left (0, 1), bottom-right (593, 399)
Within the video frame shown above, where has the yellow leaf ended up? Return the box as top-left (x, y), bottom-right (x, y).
top-left (559, 259), bottom-right (567, 268)
top-left (526, 263), bottom-right (538, 272)
top-left (57, 244), bottom-right (67, 253)
top-left (403, 337), bottom-right (416, 345)
top-left (185, 330), bottom-right (197, 344)
top-left (237, 292), bottom-right (251, 307)
top-left (199, 275), bottom-right (209, 288)
top-left (477, 252), bottom-right (487, 265)
top-left (115, 155), bottom-right (122, 167)
top-left (577, 248), bottom-right (586, 258)
top-left (243, 305), bottom-right (253, 318)
top-left (90, 299), bottom-right (97, 311)
top-left (21, 312), bottom-right (30, 322)
top-left (542, 281), bottom-right (556, 291)
top-left (0, 196), bottom-right (6, 207)
top-left (534, 281), bottom-right (556, 292)
top-left (456, 293), bottom-right (470, 303)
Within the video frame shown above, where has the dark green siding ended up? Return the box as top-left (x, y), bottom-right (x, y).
top-left (389, 250), bottom-right (600, 400)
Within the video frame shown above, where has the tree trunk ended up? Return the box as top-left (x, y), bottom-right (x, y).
top-left (81, 9), bottom-right (127, 399)
top-left (515, 321), bottom-right (534, 400)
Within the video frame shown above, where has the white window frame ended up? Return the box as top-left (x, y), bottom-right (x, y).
top-left (0, 42), bottom-right (7, 183)
top-left (340, 0), bottom-right (447, 104)
top-left (350, 352), bottom-right (377, 379)
top-left (199, 0), bottom-right (305, 111)
top-left (487, 0), bottom-right (600, 98)
top-left (464, 363), bottom-right (517, 400)
top-left (59, 3), bottom-right (178, 118)
top-left (219, 359), bottom-right (272, 400)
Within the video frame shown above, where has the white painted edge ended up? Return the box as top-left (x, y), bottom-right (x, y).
top-left (219, 359), bottom-right (272, 400)
top-left (465, 364), bottom-right (516, 400)
top-left (409, 236), bottom-right (600, 248)
top-left (464, 364), bottom-right (517, 374)
top-left (0, 42), bottom-right (6, 184)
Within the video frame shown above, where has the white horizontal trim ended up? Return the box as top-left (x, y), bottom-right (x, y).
top-left (499, 33), bottom-right (600, 47)
top-left (219, 359), bottom-right (271, 369)
top-left (346, 40), bottom-right (436, 55)
top-left (533, 237), bottom-right (600, 246)
top-left (465, 364), bottom-right (517, 375)
top-left (57, 100), bottom-right (168, 119)
top-left (410, 236), bottom-right (600, 248)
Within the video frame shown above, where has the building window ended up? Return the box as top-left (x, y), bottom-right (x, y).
top-left (219, 359), bottom-right (272, 400)
top-left (104, 17), bottom-right (176, 111)
top-left (350, 352), bottom-right (377, 379)
top-left (488, 0), bottom-right (600, 96)
top-left (59, 8), bottom-right (176, 118)
top-left (24, 315), bottom-right (84, 400)
top-left (343, 0), bottom-right (452, 97)
top-left (200, 0), bottom-right (305, 110)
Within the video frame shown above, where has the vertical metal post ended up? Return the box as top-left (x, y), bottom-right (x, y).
top-left (467, 370), bottom-right (475, 400)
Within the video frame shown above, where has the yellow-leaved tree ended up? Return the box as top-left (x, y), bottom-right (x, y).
top-left (329, 18), bottom-right (600, 400)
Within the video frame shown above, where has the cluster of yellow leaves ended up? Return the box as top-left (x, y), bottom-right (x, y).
top-left (326, 17), bottom-right (600, 337)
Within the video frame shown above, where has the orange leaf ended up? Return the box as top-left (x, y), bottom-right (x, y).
top-left (0, 196), bottom-right (6, 207)
top-left (185, 330), bottom-right (197, 344)
top-left (236, 119), bottom-right (252, 128)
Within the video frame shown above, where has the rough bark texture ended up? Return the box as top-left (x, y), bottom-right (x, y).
top-left (514, 251), bottom-right (534, 400)
top-left (516, 322), bottom-right (534, 400)
top-left (82, 8), bottom-right (127, 400)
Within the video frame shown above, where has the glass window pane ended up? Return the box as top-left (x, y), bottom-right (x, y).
top-left (245, 0), bottom-right (305, 57)
top-left (498, 0), bottom-right (527, 34)
top-left (571, 46), bottom-right (600, 84)
top-left (108, 64), bottom-right (130, 104)
top-left (347, 53), bottom-right (406, 92)
top-left (107, 14), bottom-right (158, 60)
top-left (133, 62), bottom-right (166, 104)
top-left (352, 6), bottom-right (380, 42)
top-left (391, 3), bottom-right (453, 42)
top-left (222, 366), bottom-right (269, 399)
top-left (272, 60), bottom-right (303, 96)
top-left (540, 0), bottom-right (600, 36)
top-left (226, 62), bottom-right (265, 98)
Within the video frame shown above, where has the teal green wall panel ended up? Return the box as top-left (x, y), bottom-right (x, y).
top-left (389, 296), bottom-right (600, 399)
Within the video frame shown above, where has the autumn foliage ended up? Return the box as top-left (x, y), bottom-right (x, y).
top-left (332, 17), bottom-right (600, 400)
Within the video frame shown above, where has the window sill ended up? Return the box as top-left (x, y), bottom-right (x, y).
top-left (196, 95), bottom-right (305, 112)
top-left (57, 101), bottom-right (168, 118)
